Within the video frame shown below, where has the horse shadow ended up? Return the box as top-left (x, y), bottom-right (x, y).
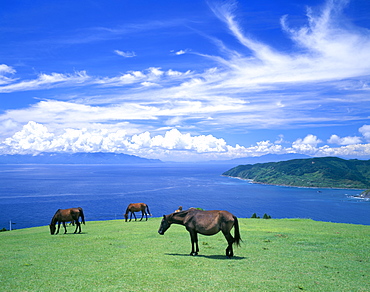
top-left (59, 232), bottom-right (87, 235)
top-left (165, 253), bottom-right (245, 260)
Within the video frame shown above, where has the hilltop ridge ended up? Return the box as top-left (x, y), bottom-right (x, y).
top-left (223, 157), bottom-right (370, 189)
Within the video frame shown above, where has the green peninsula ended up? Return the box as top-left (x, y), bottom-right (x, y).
top-left (223, 157), bottom-right (370, 189)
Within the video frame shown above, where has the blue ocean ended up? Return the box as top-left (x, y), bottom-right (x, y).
top-left (0, 163), bottom-right (368, 230)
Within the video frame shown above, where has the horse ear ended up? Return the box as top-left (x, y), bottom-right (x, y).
top-left (163, 215), bottom-right (166, 219)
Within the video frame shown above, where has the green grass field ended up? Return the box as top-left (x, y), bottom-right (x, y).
top-left (1, 218), bottom-right (369, 291)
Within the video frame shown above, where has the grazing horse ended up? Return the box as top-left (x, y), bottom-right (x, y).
top-left (124, 203), bottom-right (151, 222)
top-left (158, 208), bottom-right (241, 257)
top-left (49, 207), bottom-right (85, 235)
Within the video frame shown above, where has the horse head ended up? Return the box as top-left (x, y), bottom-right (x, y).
top-left (49, 224), bottom-right (56, 235)
top-left (158, 215), bottom-right (171, 235)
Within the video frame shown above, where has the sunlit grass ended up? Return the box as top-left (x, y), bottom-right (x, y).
top-left (1, 218), bottom-right (369, 291)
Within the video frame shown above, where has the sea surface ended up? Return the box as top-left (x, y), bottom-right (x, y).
top-left (0, 164), bottom-right (368, 230)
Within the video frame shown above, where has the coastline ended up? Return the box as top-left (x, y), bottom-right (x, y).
top-left (222, 175), bottom-right (366, 191)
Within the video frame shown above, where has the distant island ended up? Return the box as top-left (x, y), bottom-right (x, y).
top-left (0, 152), bottom-right (162, 164)
top-left (223, 157), bottom-right (370, 189)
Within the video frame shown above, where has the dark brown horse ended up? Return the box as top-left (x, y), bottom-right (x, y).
top-left (158, 208), bottom-right (241, 257)
top-left (124, 203), bottom-right (151, 222)
top-left (49, 207), bottom-right (85, 235)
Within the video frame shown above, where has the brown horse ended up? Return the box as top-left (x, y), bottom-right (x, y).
top-left (158, 208), bottom-right (241, 257)
top-left (49, 207), bottom-right (85, 235)
top-left (124, 203), bottom-right (151, 222)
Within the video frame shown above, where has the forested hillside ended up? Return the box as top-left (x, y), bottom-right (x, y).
top-left (223, 157), bottom-right (370, 189)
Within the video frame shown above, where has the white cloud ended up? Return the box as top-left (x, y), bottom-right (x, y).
top-left (315, 143), bottom-right (370, 158)
top-left (140, 81), bottom-right (160, 87)
top-left (0, 122), bottom-right (231, 159)
top-left (3, 121), bottom-right (55, 153)
top-left (2, 122), bottom-right (370, 161)
top-left (0, 64), bottom-right (16, 75)
top-left (328, 134), bottom-right (362, 145)
top-left (295, 134), bottom-right (322, 147)
top-left (1, 1), bottom-right (370, 161)
top-left (291, 134), bottom-right (322, 155)
top-left (114, 50), bottom-right (136, 58)
top-left (175, 49), bottom-right (188, 55)
top-left (359, 125), bottom-right (370, 142)
top-left (0, 64), bottom-right (16, 85)
top-left (1, 0), bottom-right (369, 133)
top-left (0, 71), bottom-right (90, 93)
top-left (210, 0), bottom-right (370, 86)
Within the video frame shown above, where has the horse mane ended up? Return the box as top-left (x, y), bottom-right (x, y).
top-left (170, 209), bottom-right (195, 219)
top-left (53, 209), bottom-right (62, 217)
top-left (50, 209), bottom-right (61, 224)
top-left (124, 206), bottom-right (130, 215)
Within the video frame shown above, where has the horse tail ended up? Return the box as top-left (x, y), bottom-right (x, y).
top-left (233, 216), bottom-right (242, 246)
top-left (78, 207), bottom-right (85, 225)
top-left (146, 204), bottom-right (152, 216)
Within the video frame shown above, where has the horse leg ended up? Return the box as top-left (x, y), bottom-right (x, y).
top-left (188, 230), bottom-right (199, 256)
top-left (145, 210), bottom-right (148, 221)
top-left (132, 212), bottom-right (137, 221)
top-left (62, 222), bottom-right (67, 234)
top-left (223, 231), bottom-right (235, 258)
top-left (56, 222), bottom-right (61, 235)
top-left (74, 220), bottom-right (81, 233)
top-left (140, 210), bottom-right (144, 221)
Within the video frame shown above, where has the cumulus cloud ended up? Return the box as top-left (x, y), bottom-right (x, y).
top-left (1, 122), bottom-right (370, 161)
top-left (359, 125), bottom-right (370, 142)
top-left (327, 134), bottom-right (362, 145)
top-left (291, 135), bottom-right (322, 155)
top-left (0, 122), bottom-right (231, 160)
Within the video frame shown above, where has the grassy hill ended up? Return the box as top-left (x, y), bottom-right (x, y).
top-left (1, 218), bottom-right (369, 291)
top-left (223, 157), bottom-right (370, 189)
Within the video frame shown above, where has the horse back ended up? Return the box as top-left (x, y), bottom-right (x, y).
top-left (185, 210), bottom-right (235, 235)
top-left (56, 208), bottom-right (81, 222)
top-left (128, 203), bottom-right (147, 212)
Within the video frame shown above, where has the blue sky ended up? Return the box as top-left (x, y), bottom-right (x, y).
top-left (1, 0), bottom-right (370, 161)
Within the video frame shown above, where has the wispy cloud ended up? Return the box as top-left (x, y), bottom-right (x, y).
top-left (208, 0), bottom-right (370, 85)
top-left (0, 64), bottom-right (17, 85)
top-left (114, 50), bottom-right (136, 58)
top-left (0, 71), bottom-right (90, 93)
top-left (172, 49), bottom-right (190, 55)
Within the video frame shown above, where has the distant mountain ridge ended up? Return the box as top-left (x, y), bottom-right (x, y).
top-left (223, 157), bottom-right (370, 189)
top-left (209, 153), bottom-right (312, 164)
top-left (0, 152), bottom-right (162, 164)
